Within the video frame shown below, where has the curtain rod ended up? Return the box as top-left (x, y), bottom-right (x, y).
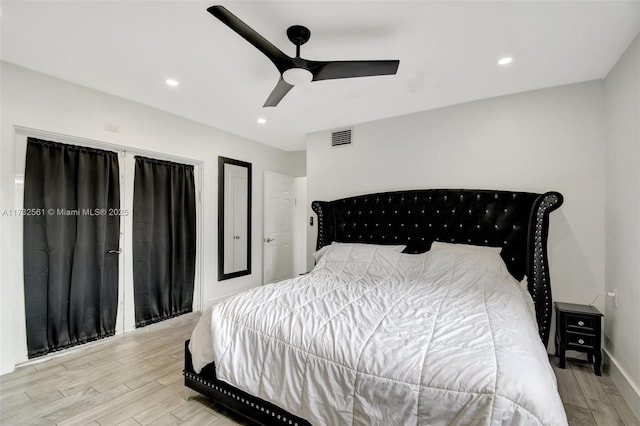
top-left (13, 125), bottom-right (203, 166)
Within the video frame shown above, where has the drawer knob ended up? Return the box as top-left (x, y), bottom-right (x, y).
top-left (578, 320), bottom-right (585, 326)
top-left (578, 338), bottom-right (585, 344)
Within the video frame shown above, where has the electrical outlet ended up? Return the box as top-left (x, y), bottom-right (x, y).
top-left (607, 290), bottom-right (618, 307)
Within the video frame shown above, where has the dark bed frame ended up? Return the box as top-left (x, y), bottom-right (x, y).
top-left (184, 188), bottom-right (563, 426)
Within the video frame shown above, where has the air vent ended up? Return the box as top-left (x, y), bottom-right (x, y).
top-left (331, 128), bottom-right (352, 148)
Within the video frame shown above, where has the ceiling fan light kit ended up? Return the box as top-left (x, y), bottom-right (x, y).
top-left (207, 5), bottom-right (400, 107)
top-left (282, 68), bottom-right (313, 86)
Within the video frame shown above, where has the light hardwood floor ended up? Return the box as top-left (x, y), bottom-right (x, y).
top-left (1, 313), bottom-right (638, 426)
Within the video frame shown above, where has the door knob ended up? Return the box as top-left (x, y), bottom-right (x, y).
top-left (107, 249), bottom-right (122, 254)
top-left (264, 237), bottom-right (275, 243)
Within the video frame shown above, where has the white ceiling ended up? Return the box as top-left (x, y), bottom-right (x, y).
top-left (2, 1), bottom-right (639, 152)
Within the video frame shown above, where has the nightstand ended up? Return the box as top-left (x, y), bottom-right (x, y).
top-left (554, 302), bottom-right (603, 376)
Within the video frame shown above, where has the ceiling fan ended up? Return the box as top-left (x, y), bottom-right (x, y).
top-left (207, 5), bottom-right (400, 107)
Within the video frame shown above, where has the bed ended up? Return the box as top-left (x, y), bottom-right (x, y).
top-left (184, 189), bottom-right (566, 425)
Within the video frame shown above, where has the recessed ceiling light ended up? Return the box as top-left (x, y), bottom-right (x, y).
top-left (165, 79), bottom-right (179, 87)
top-left (498, 57), bottom-right (513, 66)
top-left (257, 118), bottom-right (267, 124)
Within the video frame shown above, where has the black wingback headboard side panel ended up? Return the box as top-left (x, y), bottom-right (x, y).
top-left (528, 191), bottom-right (563, 345)
top-left (311, 189), bottom-right (563, 346)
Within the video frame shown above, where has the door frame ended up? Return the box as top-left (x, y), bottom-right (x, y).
top-left (10, 126), bottom-right (203, 362)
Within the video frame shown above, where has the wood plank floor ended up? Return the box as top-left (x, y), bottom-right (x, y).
top-left (0, 314), bottom-right (249, 426)
top-left (1, 313), bottom-right (638, 425)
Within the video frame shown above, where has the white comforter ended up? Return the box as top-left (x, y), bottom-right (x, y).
top-left (190, 243), bottom-right (567, 425)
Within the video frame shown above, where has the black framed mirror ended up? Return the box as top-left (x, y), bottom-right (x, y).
top-left (218, 156), bottom-right (252, 281)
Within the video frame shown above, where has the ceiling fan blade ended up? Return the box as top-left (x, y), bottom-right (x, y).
top-left (207, 5), bottom-right (292, 72)
top-left (263, 77), bottom-right (294, 107)
top-left (309, 59), bottom-right (400, 81)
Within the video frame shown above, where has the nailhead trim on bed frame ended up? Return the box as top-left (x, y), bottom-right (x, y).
top-left (184, 371), bottom-right (300, 424)
top-left (531, 191), bottom-right (563, 345)
top-left (184, 341), bottom-right (311, 426)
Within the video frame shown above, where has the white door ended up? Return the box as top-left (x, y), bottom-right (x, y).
top-left (264, 171), bottom-right (294, 284)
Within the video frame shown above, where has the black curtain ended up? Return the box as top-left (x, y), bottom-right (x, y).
top-left (23, 138), bottom-right (120, 358)
top-left (132, 156), bottom-right (196, 327)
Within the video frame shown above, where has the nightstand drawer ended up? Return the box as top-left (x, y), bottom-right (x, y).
top-left (566, 314), bottom-right (595, 331)
top-left (566, 331), bottom-right (595, 348)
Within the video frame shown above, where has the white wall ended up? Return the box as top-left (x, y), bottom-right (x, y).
top-left (0, 62), bottom-right (304, 375)
top-left (604, 33), bottom-right (640, 417)
top-left (307, 81), bottom-right (606, 352)
top-left (293, 177), bottom-right (308, 276)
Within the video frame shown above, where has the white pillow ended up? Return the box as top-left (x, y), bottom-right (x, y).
top-left (430, 241), bottom-right (502, 253)
top-left (312, 242), bottom-right (406, 262)
top-left (429, 241), bottom-right (510, 278)
top-left (312, 245), bottom-right (332, 262)
top-left (331, 242), bottom-right (406, 252)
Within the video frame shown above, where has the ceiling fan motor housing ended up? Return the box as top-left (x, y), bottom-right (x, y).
top-left (287, 25), bottom-right (311, 46)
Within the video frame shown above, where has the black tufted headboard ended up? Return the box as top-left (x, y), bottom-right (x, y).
top-left (312, 189), bottom-right (563, 347)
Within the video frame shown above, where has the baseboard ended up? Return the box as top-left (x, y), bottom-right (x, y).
top-left (603, 347), bottom-right (640, 419)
